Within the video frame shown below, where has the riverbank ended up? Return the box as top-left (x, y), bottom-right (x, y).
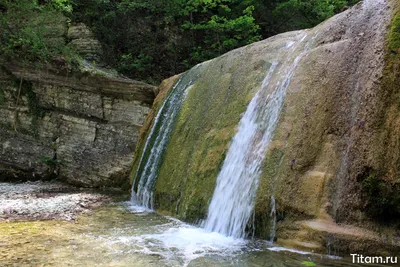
top-left (0, 181), bottom-right (112, 221)
top-left (0, 181), bottom-right (393, 267)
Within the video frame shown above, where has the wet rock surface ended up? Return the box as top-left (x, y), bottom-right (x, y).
top-left (132, 0), bottom-right (400, 256)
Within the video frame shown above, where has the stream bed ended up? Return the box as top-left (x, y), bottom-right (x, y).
top-left (0, 200), bottom-right (381, 267)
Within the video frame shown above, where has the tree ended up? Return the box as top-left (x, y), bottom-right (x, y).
top-left (271, 0), bottom-right (355, 33)
top-left (1, 0), bottom-right (359, 83)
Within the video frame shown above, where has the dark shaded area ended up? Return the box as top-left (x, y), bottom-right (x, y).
top-left (358, 167), bottom-right (400, 222)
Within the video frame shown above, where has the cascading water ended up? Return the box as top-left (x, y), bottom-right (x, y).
top-left (132, 21), bottom-right (318, 243)
top-left (131, 78), bottom-right (186, 209)
top-left (131, 64), bottom-right (207, 209)
top-left (204, 34), bottom-right (311, 239)
top-left (269, 196), bottom-right (277, 242)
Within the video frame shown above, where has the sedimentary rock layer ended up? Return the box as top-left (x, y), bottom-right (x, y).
top-left (0, 64), bottom-right (155, 187)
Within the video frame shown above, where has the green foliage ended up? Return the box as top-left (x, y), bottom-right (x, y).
top-left (301, 261), bottom-right (316, 267)
top-left (361, 170), bottom-right (400, 221)
top-left (70, 0), bottom-right (263, 83)
top-left (69, 0), bottom-right (358, 83)
top-left (119, 52), bottom-right (154, 75)
top-left (0, 0), bottom-right (78, 65)
top-left (48, 0), bottom-right (73, 13)
top-left (36, 156), bottom-right (63, 167)
top-left (271, 0), bottom-right (357, 33)
top-left (180, 2), bottom-right (261, 60)
top-left (0, 0), bottom-right (360, 83)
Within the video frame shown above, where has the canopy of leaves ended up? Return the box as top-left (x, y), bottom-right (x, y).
top-left (1, 0), bottom-right (359, 82)
top-left (70, 0), bottom-right (358, 83)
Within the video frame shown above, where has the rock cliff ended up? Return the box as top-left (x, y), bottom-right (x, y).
top-left (0, 24), bottom-right (156, 188)
top-left (131, 0), bottom-right (400, 255)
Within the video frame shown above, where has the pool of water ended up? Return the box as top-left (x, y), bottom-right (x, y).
top-left (0, 203), bottom-right (378, 267)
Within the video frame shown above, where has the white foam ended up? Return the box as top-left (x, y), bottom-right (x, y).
top-left (108, 221), bottom-right (247, 266)
top-left (268, 246), bottom-right (312, 255)
top-left (122, 202), bottom-right (153, 213)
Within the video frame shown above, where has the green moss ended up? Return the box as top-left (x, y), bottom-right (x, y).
top-left (10, 78), bottom-right (47, 136)
top-left (360, 169), bottom-right (400, 221)
top-left (129, 75), bottom-right (181, 187)
top-left (25, 86), bottom-right (46, 136)
top-left (36, 156), bottom-right (63, 167)
top-left (388, 14), bottom-right (400, 52)
top-left (153, 55), bottom-right (273, 222)
top-left (373, 2), bottom-right (400, 198)
top-left (383, 11), bottom-right (400, 109)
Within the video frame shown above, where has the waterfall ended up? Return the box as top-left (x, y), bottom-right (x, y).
top-left (204, 34), bottom-right (310, 238)
top-left (269, 196), bottom-right (277, 242)
top-left (131, 63), bottom-right (207, 209)
top-left (132, 28), bottom-right (315, 239)
top-left (131, 78), bottom-right (186, 209)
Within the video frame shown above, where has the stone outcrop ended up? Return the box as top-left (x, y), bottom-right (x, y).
top-left (0, 19), bottom-right (156, 188)
top-left (0, 63), bottom-right (155, 187)
top-left (131, 0), bottom-right (400, 256)
top-left (67, 23), bottom-right (103, 63)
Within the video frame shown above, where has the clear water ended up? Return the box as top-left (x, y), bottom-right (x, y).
top-left (0, 203), bottom-right (375, 267)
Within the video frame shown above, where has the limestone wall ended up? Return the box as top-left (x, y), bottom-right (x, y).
top-left (0, 64), bottom-right (155, 187)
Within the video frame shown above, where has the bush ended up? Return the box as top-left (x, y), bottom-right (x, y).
top-left (361, 169), bottom-right (400, 221)
top-left (0, 0), bottom-right (78, 65)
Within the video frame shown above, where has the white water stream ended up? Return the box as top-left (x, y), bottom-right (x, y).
top-left (204, 34), bottom-right (309, 239)
top-left (131, 63), bottom-right (207, 209)
top-left (131, 78), bottom-right (186, 209)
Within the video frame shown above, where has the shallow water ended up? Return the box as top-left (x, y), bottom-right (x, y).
top-left (0, 203), bottom-right (382, 267)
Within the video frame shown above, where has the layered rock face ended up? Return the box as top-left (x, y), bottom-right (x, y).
top-left (0, 65), bottom-right (154, 187)
top-left (0, 24), bottom-right (155, 187)
top-left (67, 23), bottom-right (103, 63)
top-left (132, 0), bottom-right (400, 255)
